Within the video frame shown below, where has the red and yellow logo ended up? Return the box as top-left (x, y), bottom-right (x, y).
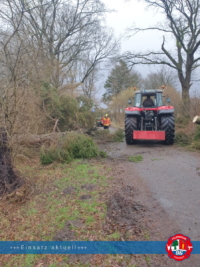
top-left (166, 234), bottom-right (193, 261)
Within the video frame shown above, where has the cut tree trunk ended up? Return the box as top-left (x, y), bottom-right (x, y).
top-left (193, 116), bottom-right (200, 125)
top-left (0, 127), bottom-right (22, 195)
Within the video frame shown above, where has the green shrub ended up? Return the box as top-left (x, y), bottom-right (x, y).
top-left (40, 133), bottom-right (98, 164)
top-left (194, 126), bottom-right (200, 141)
top-left (112, 129), bottom-right (124, 142)
top-left (174, 132), bottom-right (191, 146)
top-left (95, 130), bottom-right (113, 142)
top-left (66, 133), bottom-right (98, 159)
top-left (191, 141), bottom-right (200, 150)
top-left (99, 151), bottom-right (107, 158)
top-left (40, 148), bottom-right (56, 165)
top-left (55, 148), bottom-right (73, 163)
top-left (190, 126), bottom-right (200, 150)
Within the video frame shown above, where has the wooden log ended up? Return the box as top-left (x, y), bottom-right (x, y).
top-left (193, 116), bottom-right (200, 125)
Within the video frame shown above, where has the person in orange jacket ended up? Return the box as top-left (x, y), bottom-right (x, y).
top-left (102, 114), bottom-right (111, 129)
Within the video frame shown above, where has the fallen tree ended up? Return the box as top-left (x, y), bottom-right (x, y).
top-left (13, 128), bottom-right (95, 146)
top-left (193, 116), bottom-right (200, 125)
top-left (15, 131), bottom-right (69, 146)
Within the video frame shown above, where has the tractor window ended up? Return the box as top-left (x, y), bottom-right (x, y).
top-left (133, 94), bottom-right (141, 107)
top-left (156, 93), bottom-right (163, 107)
top-left (142, 95), bottom-right (155, 107)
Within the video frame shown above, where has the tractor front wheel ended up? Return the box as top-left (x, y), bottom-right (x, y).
top-left (161, 116), bottom-right (175, 145)
top-left (125, 115), bottom-right (137, 145)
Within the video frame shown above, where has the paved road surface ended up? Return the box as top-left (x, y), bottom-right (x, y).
top-left (103, 127), bottom-right (200, 241)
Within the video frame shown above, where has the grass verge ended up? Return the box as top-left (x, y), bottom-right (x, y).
top-left (0, 157), bottom-right (132, 267)
top-left (128, 155), bottom-right (143, 163)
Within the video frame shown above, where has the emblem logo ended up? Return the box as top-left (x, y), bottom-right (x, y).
top-left (166, 234), bottom-right (193, 261)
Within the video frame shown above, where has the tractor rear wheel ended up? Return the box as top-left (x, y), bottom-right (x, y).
top-left (161, 115), bottom-right (175, 145)
top-left (125, 115), bottom-right (137, 145)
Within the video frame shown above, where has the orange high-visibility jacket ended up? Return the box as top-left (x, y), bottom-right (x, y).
top-left (102, 117), bottom-right (111, 126)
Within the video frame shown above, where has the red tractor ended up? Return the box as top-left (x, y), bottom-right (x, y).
top-left (125, 89), bottom-right (175, 145)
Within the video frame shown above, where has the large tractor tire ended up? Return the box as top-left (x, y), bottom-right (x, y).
top-left (125, 115), bottom-right (137, 145)
top-left (161, 115), bottom-right (175, 145)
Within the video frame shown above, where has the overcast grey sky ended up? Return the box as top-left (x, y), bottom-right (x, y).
top-left (97, 0), bottom-right (200, 98)
top-left (97, 0), bottom-right (168, 98)
top-left (102, 0), bottom-right (165, 52)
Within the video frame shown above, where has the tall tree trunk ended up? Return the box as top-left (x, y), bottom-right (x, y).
top-left (181, 85), bottom-right (190, 118)
top-left (181, 54), bottom-right (193, 118)
top-left (178, 68), bottom-right (191, 119)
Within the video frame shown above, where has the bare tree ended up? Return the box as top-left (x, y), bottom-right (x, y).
top-left (80, 65), bottom-right (99, 99)
top-left (0, 1), bottom-right (54, 138)
top-left (9, 0), bottom-right (119, 89)
top-left (0, 34), bottom-right (47, 137)
top-left (123, 0), bottom-right (200, 114)
top-left (0, 0), bottom-right (118, 137)
top-left (143, 66), bottom-right (178, 89)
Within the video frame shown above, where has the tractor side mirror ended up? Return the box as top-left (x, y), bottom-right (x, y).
top-left (128, 99), bottom-right (132, 105)
top-left (166, 97), bottom-right (171, 104)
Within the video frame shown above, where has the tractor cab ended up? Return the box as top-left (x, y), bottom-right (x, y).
top-left (133, 90), bottom-right (163, 108)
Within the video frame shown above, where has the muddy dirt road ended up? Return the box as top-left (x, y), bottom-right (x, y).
top-left (99, 126), bottom-right (200, 265)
